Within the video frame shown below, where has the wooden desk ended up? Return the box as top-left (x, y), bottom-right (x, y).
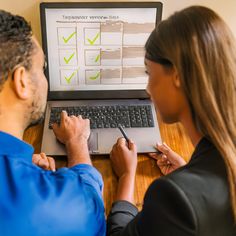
top-left (23, 120), bottom-right (193, 216)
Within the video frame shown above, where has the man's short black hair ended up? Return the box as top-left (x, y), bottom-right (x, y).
top-left (0, 10), bottom-right (34, 90)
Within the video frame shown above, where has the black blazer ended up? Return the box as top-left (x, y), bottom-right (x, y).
top-left (107, 138), bottom-right (236, 235)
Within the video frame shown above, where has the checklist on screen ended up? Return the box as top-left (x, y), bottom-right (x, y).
top-left (45, 8), bottom-right (156, 91)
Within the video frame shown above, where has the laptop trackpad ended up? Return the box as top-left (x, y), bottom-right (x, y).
top-left (88, 132), bottom-right (98, 153)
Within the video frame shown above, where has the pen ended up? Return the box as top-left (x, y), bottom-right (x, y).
top-left (118, 124), bottom-right (162, 155)
top-left (118, 124), bottom-right (129, 142)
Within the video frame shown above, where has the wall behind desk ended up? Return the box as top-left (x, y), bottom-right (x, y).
top-left (1, 0), bottom-right (236, 45)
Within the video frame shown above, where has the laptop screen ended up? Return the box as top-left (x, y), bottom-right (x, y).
top-left (40, 2), bottom-right (162, 99)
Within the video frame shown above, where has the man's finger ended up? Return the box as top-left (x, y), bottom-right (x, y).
top-left (38, 158), bottom-right (49, 169)
top-left (52, 122), bottom-right (59, 134)
top-left (70, 115), bottom-right (76, 120)
top-left (48, 157), bottom-right (56, 172)
top-left (40, 152), bottom-right (47, 160)
top-left (60, 110), bottom-right (68, 124)
top-left (32, 154), bottom-right (41, 164)
top-left (85, 118), bottom-right (90, 125)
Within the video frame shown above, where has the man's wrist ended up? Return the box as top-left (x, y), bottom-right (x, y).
top-left (65, 136), bottom-right (88, 148)
top-left (65, 137), bottom-right (91, 167)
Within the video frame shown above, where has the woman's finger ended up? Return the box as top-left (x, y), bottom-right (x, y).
top-left (156, 142), bottom-right (171, 155)
top-left (157, 159), bottom-right (168, 166)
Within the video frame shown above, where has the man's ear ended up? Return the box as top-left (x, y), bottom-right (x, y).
top-left (12, 67), bottom-right (31, 100)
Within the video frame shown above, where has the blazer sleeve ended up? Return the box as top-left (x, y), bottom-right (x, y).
top-left (107, 177), bottom-right (198, 236)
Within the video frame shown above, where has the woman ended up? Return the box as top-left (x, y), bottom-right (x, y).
top-left (107, 6), bottom-right (236, 235)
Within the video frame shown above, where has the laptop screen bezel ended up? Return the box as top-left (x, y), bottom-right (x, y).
top-left (40, 2), bottom-right (163, 100)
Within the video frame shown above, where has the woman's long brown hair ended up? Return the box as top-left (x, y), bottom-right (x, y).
top-left (145, 6), bottom-right (236, 221)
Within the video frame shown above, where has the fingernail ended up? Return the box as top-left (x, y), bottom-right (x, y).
top-left (156, 142), bottom-right (162, 146)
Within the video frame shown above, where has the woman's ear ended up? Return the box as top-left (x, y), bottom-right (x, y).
top-left (12, 67), bottom-right (31, 100)
top-left (172, 67), bottom-right (181, 88)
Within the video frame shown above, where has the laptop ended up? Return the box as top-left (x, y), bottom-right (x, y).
top-left (40, 2), bottom-right (163, 155)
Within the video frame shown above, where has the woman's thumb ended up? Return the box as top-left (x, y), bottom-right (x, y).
top-left (128, 139), bottom-right (137, 151)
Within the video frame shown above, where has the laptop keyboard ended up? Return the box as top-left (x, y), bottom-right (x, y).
top-left (49, 105), bottom-right (154, 129)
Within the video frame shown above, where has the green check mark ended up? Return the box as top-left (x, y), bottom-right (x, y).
top-left (89, 71), bottom-right (100, 80)
top-left (64, 72), bottom-right (76, 84)
top-left (62, 31), bottom-right (76, 44)
top-left (87, 32), bottom-right (100, 45)
top-left (95, 54), bottom-right (100, 63)
top-left (64, 52), bottom-right (75, 64)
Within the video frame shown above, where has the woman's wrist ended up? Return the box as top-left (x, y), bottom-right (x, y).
top-left (119, 172), bottom-right (136, 182)
top-left (115, 172), bottom-right (136, 203)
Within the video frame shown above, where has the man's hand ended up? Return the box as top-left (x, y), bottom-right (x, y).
top-left (52, 111), bottom-right (90, 145)
top-left (32, 153), bottom-right (56, 171)
top-left (52, 111), bottom-right (91, 167)
top-left (149, 142), bottom-right (186, 175)
top-left (110, 138), bottom-right (137, 203)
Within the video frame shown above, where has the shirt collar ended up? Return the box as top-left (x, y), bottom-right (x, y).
top-left (0, 130), bottom-right (34, 162)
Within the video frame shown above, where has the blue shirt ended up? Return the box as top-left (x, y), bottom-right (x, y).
top-left (0, 131), bottom-right (106, 236)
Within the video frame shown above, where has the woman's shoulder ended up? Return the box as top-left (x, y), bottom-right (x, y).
top-left (143, 139), bottom-right (234, 235)
top-left (164, 137), bottom-right (230, 216)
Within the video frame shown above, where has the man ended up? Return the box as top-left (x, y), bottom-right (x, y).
top-left (0, 10), bottom-right (105, 236)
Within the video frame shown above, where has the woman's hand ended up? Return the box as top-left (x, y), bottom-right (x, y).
top-left (110, 138), bottom-right (137, 178)
top-left (110, 138), bottom-right (137, 203)
top-left (32, 152), bottom-right (56, 171)
top-left (149, 142), bottom-right (186, 175)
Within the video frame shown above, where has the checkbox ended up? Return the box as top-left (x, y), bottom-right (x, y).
top-left (85, 70), bottom-right (101, 84)
top-left (60, 70), bottom-right (78, 85)
top-left (58, 27), bottom-right (76, 45)
top-left (59, 49), bottom-right (77, 66)
top-left (84, 28), bottom-right (100, 45)
top-left (85, 50), bottom-right (101, 66)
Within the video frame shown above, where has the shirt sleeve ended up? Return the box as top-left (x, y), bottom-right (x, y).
top-left (5, 162), bottom-right (106, 235)
top-left (106, 177), bottom-right (198, 236)
top-left (69, 164), bottom-right (103, 195)
top-left (107, 200), bottom-right (139, 235)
